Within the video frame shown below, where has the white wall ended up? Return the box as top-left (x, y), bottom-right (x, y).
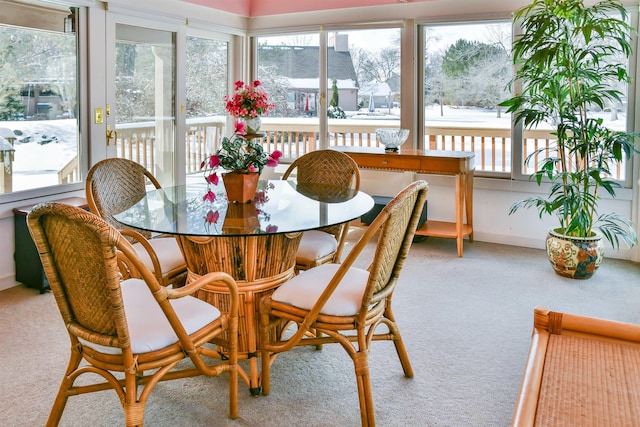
top-left (358, 170), bottom-right (637, 261)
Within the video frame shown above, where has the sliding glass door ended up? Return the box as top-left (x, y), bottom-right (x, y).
top-left (105, 19), bottom-right (177, 187)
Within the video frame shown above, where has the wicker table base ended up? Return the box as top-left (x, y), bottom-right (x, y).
top-left (177, 232), bottom-right (302, 395)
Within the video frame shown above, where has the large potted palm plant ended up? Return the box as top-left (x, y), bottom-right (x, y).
top-left (501, 0), bottom-right (638, 279)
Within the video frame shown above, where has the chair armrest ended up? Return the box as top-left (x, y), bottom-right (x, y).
top-left (119, 228), bottom-right (163, 281)
top-left (167, 271), bottom-right (238, 302)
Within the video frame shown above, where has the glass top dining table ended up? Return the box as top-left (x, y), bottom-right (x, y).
top-left (113, 178), bottom-right (374, 396)
top-left (114, 179), bottom-right (374, 237)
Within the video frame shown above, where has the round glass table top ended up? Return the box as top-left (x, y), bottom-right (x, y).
top-left (114, 180), bottom-right (375, 237)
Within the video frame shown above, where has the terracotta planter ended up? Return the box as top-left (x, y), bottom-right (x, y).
top-left (222, 172), bottom-right (259, 203)
top-left (545, 228), bottom-right (604, 279)
top-left (223, 202), bottom-right (260, 233)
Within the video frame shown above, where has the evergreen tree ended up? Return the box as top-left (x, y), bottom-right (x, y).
top-left (330, 78), bottom-right (339, 107)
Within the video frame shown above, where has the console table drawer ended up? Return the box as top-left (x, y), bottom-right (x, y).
top-left (352, 154), bottom-right (421, 171)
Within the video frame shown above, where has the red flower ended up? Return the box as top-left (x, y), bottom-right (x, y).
top-left (235, 120), bottom-right (247, 135)
top-left (208, 155), bottom-right (220, 168)
top-left (203, 190), bottom-right (216, 203)
top-left (267, 150), bottom-right (282, 167)
top-left (266, 225), bottom-right (278, 233)
top-left (224, 80), bottom-right (275, 118)
top-left (204, 209), bottom-right (220, 224)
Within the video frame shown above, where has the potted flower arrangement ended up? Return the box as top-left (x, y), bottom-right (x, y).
top-left (501, 0), bottom-right (638, 279)
top-left (224, 80), bottom-right (275, 134)
top-left (201, 120), bottom-right (282, 203)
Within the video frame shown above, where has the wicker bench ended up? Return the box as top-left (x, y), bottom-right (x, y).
top-left (512, 307), bottom-right (640, 426)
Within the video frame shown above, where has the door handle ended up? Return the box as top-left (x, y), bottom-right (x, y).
top-left (106, 125), bottom-right (117, 146)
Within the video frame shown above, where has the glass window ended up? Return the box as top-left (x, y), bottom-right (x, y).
top-left (422, 22), bottom-right (512, 175)
top-left (114, 24), bottom-right (176, 187)
top-left (256, 27), bottom-right (401, 158)
top-left (256, 32), bottom-right (320, 157)
top-left (328, 28), bottom-right (401, 150)
top-left (0, 5), bottom-right (80, 194)
top-left (185, 35), bottom-right (228, 176)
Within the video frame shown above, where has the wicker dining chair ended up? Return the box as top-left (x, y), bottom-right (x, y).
top-left (281, 149), bottom-right (361, 271)
top-left (259, 180), bottom-right (428, 427)
top-left (86, 158), bottom-right (187, 287)
top-left (27, 202), bottom-right (239, 427)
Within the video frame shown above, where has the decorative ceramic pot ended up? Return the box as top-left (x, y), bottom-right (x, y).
top-left (545, 228), bottom-right (604, 279)
top-left (243, 116), bottom-right (262, 134)
top-left (222, 171), bottom-right (259, 203)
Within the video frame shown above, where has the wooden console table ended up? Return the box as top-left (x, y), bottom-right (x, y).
top-left (335, 146), bottom-right (474, 257)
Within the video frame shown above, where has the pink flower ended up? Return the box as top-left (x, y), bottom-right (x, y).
top-left (208, 155), bottom-right (220, 168)
top-left (267, 150), bottom-right (282, 167)
top-left (205, 173), bottom-right (219, 186)
top-left (235, 120), bottom-right (247, 135)
top-left (203, 190), bottom-right (216, 203)
top-left (248, 164), bottom-right (258, 173)
top-left (225, 79), bottom-right (275, 118)
top-left (266, 225), bottom-right (278, 233)
top-left (204, 209), bottom-right (220, 224)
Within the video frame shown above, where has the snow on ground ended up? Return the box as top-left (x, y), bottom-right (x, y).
top-left (0, 106), bottom-right (627, 193)
top-left (0, 119), bottom-right (78, 192)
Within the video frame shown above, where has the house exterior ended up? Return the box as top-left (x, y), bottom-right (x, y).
top-left (257, 36), bottom-right (359, 114)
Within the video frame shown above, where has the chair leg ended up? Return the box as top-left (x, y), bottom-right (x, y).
top-left (229, 364), bottom-right (238, 419)
top-left (353, 351), bottom-right (375, 427)
top-left (46, 349), bottom-right (83, 427)
top-left (123, 372), bottom-right (144, 427)
top-left (260, 310), bottom-right (272, 396)
top-left (314, 329), bottom-right (324, 350)
top-left (392, 334), bottom-right (414, 378)
top-left (123, 401), bottom-right (145, 427)
top-left (385, 306), bottom-right (414, 378)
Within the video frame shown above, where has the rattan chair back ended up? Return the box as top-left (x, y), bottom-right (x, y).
top-left (282, 149), bottom-right (361, 189)
top-left (361, 179), bottom-right (427, 306)
top-left (282, 150), bottom-right (361, 269)
top-left (29, 202), bottom-right (127, 343)
top-left (86, 157), bottom-right (161, 241)
top-left (27, 202), bottom-right (239, 426)
top-left (86, 158), bottom-right (187, 287)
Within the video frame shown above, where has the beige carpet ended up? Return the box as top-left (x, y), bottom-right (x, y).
top-left (2, 232), bottom-right (639, 427)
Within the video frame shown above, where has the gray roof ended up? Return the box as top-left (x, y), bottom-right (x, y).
top-left (258, 46), bottom-right (357, 82)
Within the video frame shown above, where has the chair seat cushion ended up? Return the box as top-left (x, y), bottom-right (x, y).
top-left (133, 237), bottom-right (185, 274)
top-left (296, 230), bottom-right (338, 262)
top-left (80, 279), bottom-right (221, 355)
top-left (271, 263), bottom-right (369, 316)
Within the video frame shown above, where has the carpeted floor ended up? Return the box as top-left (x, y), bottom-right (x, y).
top-left (1, 231), bottom-right (639, 427)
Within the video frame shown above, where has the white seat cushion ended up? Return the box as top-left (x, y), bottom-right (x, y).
top-left (271, 263), bottom-right (369, 316)
top-left (133, 237), bottom-right (185, 275)
top-left (80, 278), bottom-right (220, 355)
top-left (296, 230), bottom-right (338, 262)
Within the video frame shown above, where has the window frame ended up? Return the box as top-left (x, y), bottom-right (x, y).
top-left (0, 1), bottom-right (88, 204)
top-left (249, 21), bottom-right (406, 152)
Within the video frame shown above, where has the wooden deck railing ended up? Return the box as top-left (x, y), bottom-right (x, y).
top-left (58, 117), bottom-right (624, 181)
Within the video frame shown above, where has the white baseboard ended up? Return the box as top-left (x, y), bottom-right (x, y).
top-left (0, 275), bottom-right (20, 292)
